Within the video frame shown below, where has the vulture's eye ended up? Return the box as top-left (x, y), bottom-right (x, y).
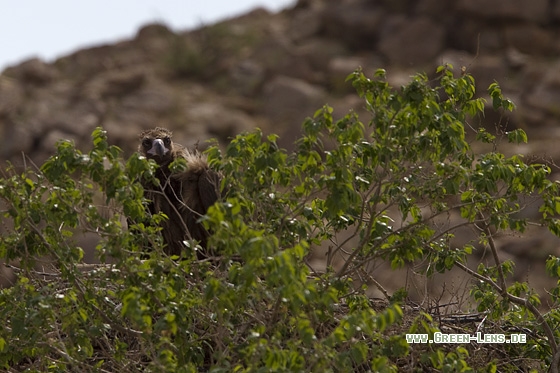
top-left (142, 138), bottom-right (152, 148)
top-left (163, 137), bottom-right (171, 146)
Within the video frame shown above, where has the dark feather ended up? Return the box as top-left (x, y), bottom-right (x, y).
top-left (136, 127), bottom-right (222, 258)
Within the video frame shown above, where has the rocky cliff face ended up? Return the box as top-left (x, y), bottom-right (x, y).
top-left (2, 0), bottom-right (560, 290)
top-left (3, 0), bottom-right (560, 165)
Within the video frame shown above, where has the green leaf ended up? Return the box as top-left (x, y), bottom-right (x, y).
top-left (506, 129), bottom-right (528, 144)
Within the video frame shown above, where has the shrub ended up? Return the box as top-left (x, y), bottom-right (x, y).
top-left (0, 66), bottom-right (558, 371)
top-left (165, 23), bottom-right (259, 80)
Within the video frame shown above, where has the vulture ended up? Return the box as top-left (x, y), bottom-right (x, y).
top-left (137, 127), bottom-right (222, 258)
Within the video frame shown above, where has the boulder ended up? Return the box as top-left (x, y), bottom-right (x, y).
top-left (554, 0), bottom-right (560, 21)
top-left (297, 37), bottom-right (349, 79)
top-left (4, 58), bottom-right (58, 85)
top-left (0, 76), bottom-right (24, 117)
top-left (504, 23), bottom-right (554, 56)
top-left (468, 55), bottom-right (509, 93)
top-left (288, 8), bottom-right (322, 41)
top-left (378, 17), bottom-right (445, 66)
top-left (327, 56), bottom-right (369, 93)
top-left (457, 0), bottom-right (549, 23)
top-left (525, 64), bottom-right (560, 115)
top-left (187, 101), bottom-right (257, 142)
top-left (321, 2), bottom-right (385, 49)
top-left (262, 75), bottom-right (326, 148)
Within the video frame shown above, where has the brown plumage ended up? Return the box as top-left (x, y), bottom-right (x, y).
top-left (137, 127), bottom-right (222, 257)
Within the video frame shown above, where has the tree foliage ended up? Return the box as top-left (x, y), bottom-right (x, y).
top-left (0, 66), bottom-right (559, 371)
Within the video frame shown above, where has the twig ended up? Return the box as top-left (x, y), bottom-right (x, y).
top-left (483, 222), bottom-right (508, 295)
top-left (359, 268), bottom-right (390, 301)
top-left (453, 260), bottom-right (558, 357)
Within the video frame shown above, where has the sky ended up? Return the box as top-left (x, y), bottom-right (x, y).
top-left (0, 0), bottom-right (296, 71)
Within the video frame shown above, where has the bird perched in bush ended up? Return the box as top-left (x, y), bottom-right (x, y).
top-left (137, 127), bottom-right (222, 258)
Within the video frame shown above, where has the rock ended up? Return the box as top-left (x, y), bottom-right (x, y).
top-left (378, 17), bottom-right (445, 66)
top-left (135, 23), bottom-right (175, 40)
top-left (54, 44), bottom-right (118, 78)
top-left (524, 63), bottom-right (560, 115)
top-left (0, 0), bottom-right (557, 167)
top-left (229, 59), bottom-right (266, 96)
top-left (134, 24), bottom-right (177, 63)
top-left (321, 2), bottom-right (385, 49)
top-left (451, 18), bottom-right (504, 53)
top-left (554, 0), bottom-right (560, 21)
top-left (288, 9), bottom-right (322, 41)
top-left (250, 34), bottom-right (314, 82)
top-left (506, 48), bottom-right (530, 69)
top-left (262, 75), bottom-right (326, 148)
top-left (0, 76), bottom-right (24, 117)
top-left (438, 51), bottom-right (509, 95)
top-left (84, 68), bottom-right (147, 100)
top-left (0, 121), bottom-right (34, 160)
top-left (120, 81), bottom-right (175, 114)
top-left (516, 104), bottom-right (547, 132)
top-left (4, 58), bottom-right (58, 85)
top-left (103, 120), bottom-right (144, 156)
top-left (386, 69), bottom-right (417, 88)
top-left (437, 50), bottom-right (476, 71)
top-left (468, 55), bottom-right (509, 93)
top-left (187, 102), bottom-right (257, 141)
top-left (504, 23), bottom-right (554, 56)
top-left (416, 0), bottom-right (457, 17)
top-left (457, 0), bottom-right (549, 23)
top-left (327, 56), bottom-right (369, 93)
top-left (297, 37), bottom-right (349, 80)
top-left (263, 75), bottom-right (325, 118)
top-left (21, 79), bottom-right (100, 138)
top-left (40, 129), bottom-right (79, 154)
top-left (101, 69), bottom-right (147, 97)
top-left (499, 229), bottom-right (560, 260)
top-left (329, 94), bottom-right (370, 125)
top-left (110, 107), bottom-right (160, 132)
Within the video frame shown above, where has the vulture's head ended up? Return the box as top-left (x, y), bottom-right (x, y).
top-left (138, 127), bottom-right (175, 166)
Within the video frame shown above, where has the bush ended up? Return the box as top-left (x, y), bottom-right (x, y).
top-left (0, 66), bottom-right (559, 371)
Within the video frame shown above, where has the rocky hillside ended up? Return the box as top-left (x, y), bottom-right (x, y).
top-left (2, 0), bottom-right (560, 165)
top-left (2, 0), bottom-right (560, 294)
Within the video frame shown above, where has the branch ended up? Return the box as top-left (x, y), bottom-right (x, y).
top-left (453, 260), bottom-right (558, 358)
top-left (478, 217), bottom-right (558, 356)
top-left (483, 221), bottom-right (508, 295)
top-left (359, 268), bottom-right (390, 300)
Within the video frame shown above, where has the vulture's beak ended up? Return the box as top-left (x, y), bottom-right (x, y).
top-left (147, 139), bottom-right (169, 157)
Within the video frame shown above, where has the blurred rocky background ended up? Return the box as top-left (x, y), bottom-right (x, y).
top-left (2, 0), bottom-right (560, 301)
